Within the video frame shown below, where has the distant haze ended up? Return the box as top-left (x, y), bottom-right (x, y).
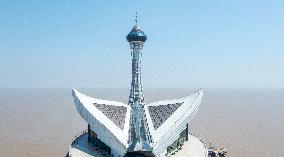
top-left (0, 0), bottom-right (283, 88)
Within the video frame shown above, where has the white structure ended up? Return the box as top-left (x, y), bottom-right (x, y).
top-left (68, 133), bottom-right (208, 157)
top-left (71, 17), bottom-right (204, 157)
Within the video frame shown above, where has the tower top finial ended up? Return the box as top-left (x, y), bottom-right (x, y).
top-left (126, 12), bottom-right (147, 43)
top-left (135, 12), bottom-right (138, 26)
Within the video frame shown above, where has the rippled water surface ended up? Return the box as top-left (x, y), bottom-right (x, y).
top-left (0, 88), bottom-right (283, 157)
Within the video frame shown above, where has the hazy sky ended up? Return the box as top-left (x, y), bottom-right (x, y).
top-left (0, 0), bottom-right (283, 88)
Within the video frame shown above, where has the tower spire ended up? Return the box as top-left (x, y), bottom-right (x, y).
top-left (135, 12), bottom-right (138, 26)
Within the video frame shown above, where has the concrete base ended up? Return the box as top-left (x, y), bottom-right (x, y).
top-left (68, 133), bottom-right (207, 157)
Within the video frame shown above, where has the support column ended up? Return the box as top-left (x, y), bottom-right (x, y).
top-left (88, 124), bottom-right (91, 141)
top-left (186, 123), bottom-right (189, 141)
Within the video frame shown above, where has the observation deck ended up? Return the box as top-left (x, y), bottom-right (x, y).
top-left (126, 25), bottom-right (147, 42)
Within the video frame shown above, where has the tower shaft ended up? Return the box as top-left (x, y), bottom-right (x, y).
top-left (129, 42), bottom-right (144, 102)
top-left (128, 41), bottom-right (152, 152)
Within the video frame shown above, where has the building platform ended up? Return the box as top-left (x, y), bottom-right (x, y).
top-left (68, 133), bottom-right (111, 157)
top-left (68, 133), bottom-right (207, 157)
top-left (168, 134), bottom-right (207, 157)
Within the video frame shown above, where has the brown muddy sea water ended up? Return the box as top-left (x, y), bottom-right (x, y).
top-left (0, 88), bottom-right (283, 157)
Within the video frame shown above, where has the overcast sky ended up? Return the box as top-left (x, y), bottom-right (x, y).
top-left (0, 0), bottom-right (283, 88)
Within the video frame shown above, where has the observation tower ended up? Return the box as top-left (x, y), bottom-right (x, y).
top-left (126, 17), bottom-right (152, 154)
top-left (68, 14), bottom-right (207, 157)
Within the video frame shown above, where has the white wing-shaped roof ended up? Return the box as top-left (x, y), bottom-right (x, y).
top-left (72, 88), bottom-right (203, 156)
top-left (72, 89), bottom-right (131, 155)
top-left (145, 89), bottom-right (203, 155)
